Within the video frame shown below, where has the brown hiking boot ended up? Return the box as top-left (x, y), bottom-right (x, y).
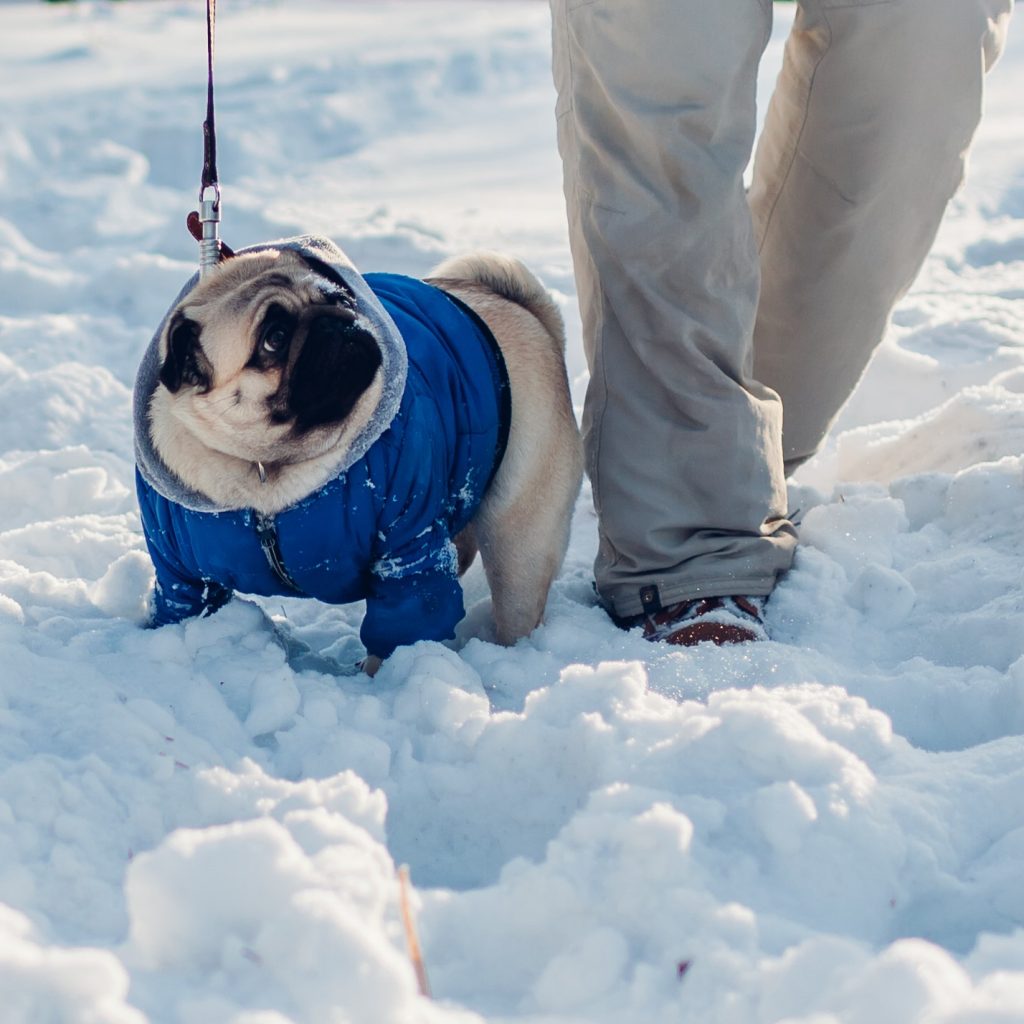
top-left (618, 595), bottom-right (768, 646)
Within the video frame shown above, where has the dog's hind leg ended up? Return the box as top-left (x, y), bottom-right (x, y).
top-left (433, 254), bottom-right (584, 644)
top-left (473, 474), bottom-right (577, 646)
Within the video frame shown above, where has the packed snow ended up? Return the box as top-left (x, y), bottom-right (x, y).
top-left (1, 2), bottom-right (1023, 1022)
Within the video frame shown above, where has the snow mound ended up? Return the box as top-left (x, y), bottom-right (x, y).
top-left (0, 2), bottom-right (1022, 1022)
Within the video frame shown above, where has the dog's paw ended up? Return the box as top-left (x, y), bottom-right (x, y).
top-left (360, 655), bottom-right (383, 678)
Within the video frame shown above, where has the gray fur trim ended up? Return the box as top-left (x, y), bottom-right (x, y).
top-left (133, 235), bottom-right (408, 512)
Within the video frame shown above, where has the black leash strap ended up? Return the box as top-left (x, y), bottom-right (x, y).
top-left (191, 0), bottom-right (231, 275)
top-left (202, 0), bottom-right (219, 194)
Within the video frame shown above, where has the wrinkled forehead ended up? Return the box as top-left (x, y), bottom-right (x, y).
top-left (177, 248), bottom-right (355, 323)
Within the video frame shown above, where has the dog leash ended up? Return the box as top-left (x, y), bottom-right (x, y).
top-left (187, 0), bottom-right (235, 275)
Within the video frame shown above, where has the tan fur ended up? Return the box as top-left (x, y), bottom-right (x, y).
top-left (427, 251), bottom-right (566, 352)
top-left (150, 246), bottom-right (583, 653)
top-left (427, 254), bottom-right (583, 645)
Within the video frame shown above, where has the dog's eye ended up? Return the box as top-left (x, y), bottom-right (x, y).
top-left (258, 310), bottom-right (293, 358)
top-left (262, 327), bottom-right (288, 354)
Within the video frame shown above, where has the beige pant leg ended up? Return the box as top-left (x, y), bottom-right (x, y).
top-left (751, 0), bottom-right (1013, 471)
top-left (551, 0), bottom-right (798, 619)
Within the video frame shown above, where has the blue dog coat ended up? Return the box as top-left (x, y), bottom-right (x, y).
top-left (134, 236), bottom-right (510, 659)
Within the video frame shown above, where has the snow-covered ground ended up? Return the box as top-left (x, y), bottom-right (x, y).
top-left (1, 2), bottom-right (1023, 1021)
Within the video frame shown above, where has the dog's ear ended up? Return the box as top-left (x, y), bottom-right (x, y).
top-left (297, 254), bottom-right (358, 311)
top-left (288, 313), bottom-right (382, 431)
top-left (159, 315), bottom-right (210, 393)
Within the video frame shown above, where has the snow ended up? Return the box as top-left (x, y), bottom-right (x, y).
top-left (1, 1), bottom-right (1023, 1022)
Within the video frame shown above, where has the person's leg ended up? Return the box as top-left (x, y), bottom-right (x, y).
top-left (550, 0), bottom-right (797, 621)
top-left (751, 0), bottom-right (1013, 473)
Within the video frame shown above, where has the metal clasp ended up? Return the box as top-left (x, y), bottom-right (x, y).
top-left (197, 183), bottom-right (222, 278)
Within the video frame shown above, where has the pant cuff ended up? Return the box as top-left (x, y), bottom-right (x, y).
top-left (600, 576), bottom-right (780, 619)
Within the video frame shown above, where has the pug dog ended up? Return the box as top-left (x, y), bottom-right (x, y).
top-left (133, 235), bottom-right (583, 674)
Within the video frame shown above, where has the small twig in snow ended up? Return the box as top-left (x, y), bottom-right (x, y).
top-left (398, 864), bottom-right (431, 998)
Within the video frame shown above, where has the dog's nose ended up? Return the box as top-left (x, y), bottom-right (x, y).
top-left (308, 314), bottom-right (339, 341)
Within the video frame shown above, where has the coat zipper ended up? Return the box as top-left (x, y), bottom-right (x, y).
top-left (254, 512), bottom-right (302, 592)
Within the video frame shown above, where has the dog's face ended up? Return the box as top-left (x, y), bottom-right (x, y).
top-left (154, 249), bottom-right (383, 467)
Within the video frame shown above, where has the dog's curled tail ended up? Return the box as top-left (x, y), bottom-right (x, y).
top-left (428, 252), bottom-right (566, 351)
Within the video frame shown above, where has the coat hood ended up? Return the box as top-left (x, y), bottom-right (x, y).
top-left (132, 234), bottom-right (408, 512)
